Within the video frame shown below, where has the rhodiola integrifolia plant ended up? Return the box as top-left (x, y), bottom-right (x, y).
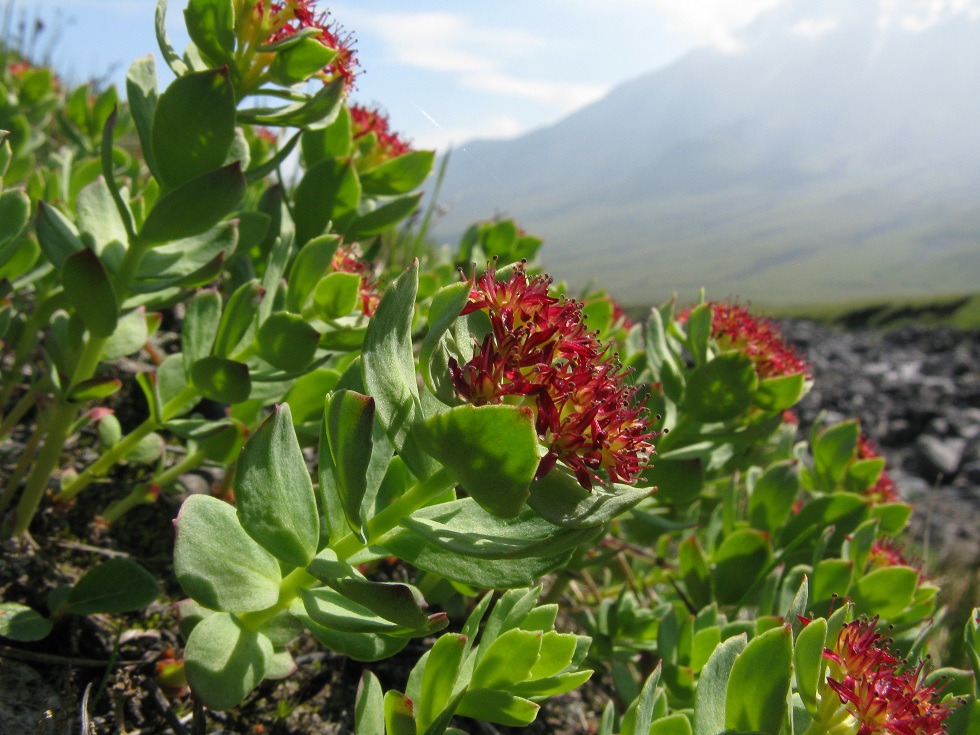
top-left (0, 1), bottom-right (976, 733)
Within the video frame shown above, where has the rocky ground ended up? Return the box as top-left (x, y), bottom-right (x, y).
top-left (784, 320), bottom-right (980, 567)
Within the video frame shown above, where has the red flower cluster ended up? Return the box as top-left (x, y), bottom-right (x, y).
top-left (448, 262), bottom-right (654, 489)
top-left (823, 617), bottom-right (956, 735)
top-left (686, 301), bottom-right (808, 379)
top-left (866, 539), bottom-right (915, 571)
top-left (330, 243), bottom-right (380, 316)
top-left (856, 434), bottom-right (900, 504)
top-left (350, 103), bottom-right (412, 161)
top-left (260, 0), bottom-right (358, 88)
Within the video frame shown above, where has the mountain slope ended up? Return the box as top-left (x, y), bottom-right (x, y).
top-left (431, 0), bottom-right (980, 305)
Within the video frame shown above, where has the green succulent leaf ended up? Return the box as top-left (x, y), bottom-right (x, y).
top-left (313, 271), bottom-right (361, 320)
top-left (419, 404), bottom-right (540, 518)
top-left (322, 390), bottom-right (375, 539)
top-left (255, 312), bottom-right (320, 373)
top-left (183, 289), bottom-right (222, 371)
top-left (747, 459), bottom-right (800, 534)
top-left (355, 671), bottom-right (385, 735)
top-left (293, 157), bottom-right (360, 245)
top-left (235, 404), bottom-right (319, 567)
top-left (725, 625), bottom-right (792, 735)
top-left (794, 616), bottom-right (828, 715)
top-left (684, 352), bottom-right (758, 423)
top-left (0, 188), bottom-right (30, 248)
top-left (712, 529), bottom-right (773, 606)
top-left (269, 36), bottom-right (336, 85)
top-left (139, 163), bottom-right (246, 244)
top-left (345, 192), bottom-right (422, 239)
top-left (36, 201), bottom-right (84, 269)
top-left (850, 565), bottom-right (919, 619)
top-left (126, 55), bottom-right (159, 180)
top-left (64, 558), bottom-right (160, 615)
top-left (62, 248), bottom-right (118, 338)
top-left (184, 0), bottom-right (236, 65)
top-left (151, 66), bottom-right (236, 189)
top-left (400, 498), bottom-right (601, 560)
top-left (285, 234), bottom-right (340, 312)
top-left (693, 635), bottom-right (746, 735)
top-left (456, 689), bottom-right (539, 728)
top-left (362, 261), bottom-right (438, 479)
top-left (527, 467), bottom-right (653, 528)
top-left (183, 612), bottom-right (274, 711)
top-left (0, 603), bottom-right (53, 642)
top-left (359, 150), bottom-right (435, 196)
top-left (190, 355), bottom-right (251, 403)
top-left (174, 494), bottom-right (282, 612)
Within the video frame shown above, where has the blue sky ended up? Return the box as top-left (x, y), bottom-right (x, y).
top-left (21, 0), bottom-right (980, 150)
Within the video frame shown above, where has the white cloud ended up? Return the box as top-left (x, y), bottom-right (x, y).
top-left (877, 0), bottom-right (980, 30)
top-left (410, 113), bottom-right (525, 150)
top-left (651, 0), bottom-right (786, 51)
top-left (462, 72), bottom-right (606, 110)
top-left (790, 17), bottom-right (840, 37)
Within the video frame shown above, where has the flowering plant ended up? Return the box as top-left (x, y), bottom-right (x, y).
top-left (0, 1), bottom-right (976, 733)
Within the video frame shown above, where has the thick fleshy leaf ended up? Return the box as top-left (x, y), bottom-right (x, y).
top-left (0, 188), bottom-right (30, 248)
top-left (101, 305), bottom-right (149, 359)
top-left (36, 201), bottom-right (84, 269)
top-left (685, 303), bottom-right (713, 366)
top-left (747, 459), bottom-right (800, 534)
top-left (811, 559), bottom-right (854, 611)
top-left (684, 352), bottom-right (757, 423)
top-left (174, 494), bottom-right (282, 612)
top-left (346, 193), bottom-right (422, 239)
top-left (0, 603), bottom-right (53, 641)
top-left (237, 75), bottom-right (344, 128)
top-left (693, 635), bottom-right (746, 735)
top-left (359, 150), bottom-right (435, 196)
top-left (76, 178), bottom-right (128, 254)
top-left (356, 671), bottom-right (385, 735)
top-left (295, 605), bottom-right (409, 661)
top-left (184, 612), bottom-right (274, 710)
top-left (324, 578), bottom-right (429, 630)
top-left (255, 312), bottom-right (320, 373)
top-left (313, 271), bottom-right (361, 320)
top-left (725, 626), bottom-right (792, 735)
top-left (67, 375), bottom-right (122, 402)
top-left (755, 372), bottom-right (807, 411)
top-left (126, 55), bottom-right (159, 180)
top-left (286, 234), bottom-right (340, 312)
top-left (64, 558), bottom-right (159, 615)
top-left (139, 163), bottom-right (246, 244)
top-left (812, 419), bottom-right (861, 488)
top-left (401, 498), bottom-right (601, 560)
top-left (183, 289), bottom-right (222, 372)
top-left (301, 587), bottom-right (411, 634)
top-left (184, 0), bottom-right (236, 64)
top-left (134, 221), bottom-right (238, 291)
top-left (456, 690), bottom-right (539, 728)
top-left (62, 248), bottom-right (118, 338)
top-left (472, 628), bottom-right (543, 689)
top-left (850, 566), bottom-right (919, 618)
top-left (417, 633), bottom-right (468, 731)
top-left (213, 279), bottom-right (262, 358)
top-left (527, 467), bottom-right (653, 528)
top-left (190, 355), bottom-right (251, 403)
top-left (235, 404), bottom-right (319, 567)
top-left (323, 390), bottom-right (375, 538)
top-left (419, 404), bottom-right (539, 518)
top-left (301, 107), bottom-right (352, 167)
top-left (384, 691), bottom-right (417, 735)
top-left (712, 529), bottom-right (772, 606)
top-left (794, 616), bottom-right (828, 715)
top-left (361, 261), bottom-right (438, 479)
top-left (293, 157), bottom-right (360, 245)
top-left (778, 494), bottom-right (868, 551)
top-left (381, 529), bottom-right (572, 588)
top-left (269, 36), bottom-right (336, 85)
top-left (420, 280), bottom-right (473, 402)
top-left (151, 67), bottom-right (236, 189)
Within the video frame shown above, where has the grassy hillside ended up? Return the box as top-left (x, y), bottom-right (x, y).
top-left (764, 292), bottom-right (980, 329)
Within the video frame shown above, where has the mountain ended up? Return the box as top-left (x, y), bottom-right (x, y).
top-left (430, 0), bottom-right (980, 306)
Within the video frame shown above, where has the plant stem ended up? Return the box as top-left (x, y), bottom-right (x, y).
top-left (0, 388), bottom-right (37, 441)
top-left (8, 400), bottom-right (74, 536)
top-left (98, 448), bottom-right (207, 524)
top-left (237, 468), bottom-right (457, 632)
top-left (0, 406), bottom-right (48, 517)
top-left (55, 383), bottom-right (201, 503)
top-left (331, 467), bottom-right (456, 561)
